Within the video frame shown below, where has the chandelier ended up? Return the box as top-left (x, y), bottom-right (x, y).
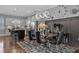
top-left (35, 10), bottom-right (51, 20)
top-left (27, 10), bottom-right (53, 21)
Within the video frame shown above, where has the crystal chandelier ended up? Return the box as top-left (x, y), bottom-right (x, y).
top-left (35, 10), bottom-right (51, 20)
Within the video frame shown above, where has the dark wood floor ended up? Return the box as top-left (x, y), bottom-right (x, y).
top-left (0, 36), bottom-right (25, 53)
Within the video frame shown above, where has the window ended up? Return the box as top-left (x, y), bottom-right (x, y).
top-left (0, 17), bottom-right (5, 34)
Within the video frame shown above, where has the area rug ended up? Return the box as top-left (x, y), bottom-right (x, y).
top-left (17, 41), bottom-right (76, 53)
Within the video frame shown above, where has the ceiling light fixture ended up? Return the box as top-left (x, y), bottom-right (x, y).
top-left (35, 10), bottom-right (50, 19)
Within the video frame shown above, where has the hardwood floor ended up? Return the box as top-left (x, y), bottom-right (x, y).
top-left (0, 36), bottom-right (79, 53)
top-left (0, 36), bottom-right (25, 53)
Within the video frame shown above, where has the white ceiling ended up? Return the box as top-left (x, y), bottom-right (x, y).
top-left (0, 5), bottom-right (57, 17)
